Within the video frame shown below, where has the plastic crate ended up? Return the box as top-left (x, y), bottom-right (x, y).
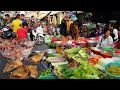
top-left (103, 46), bottom-right (114, 53)
top-left (104, 62), bottom-right (120, 79)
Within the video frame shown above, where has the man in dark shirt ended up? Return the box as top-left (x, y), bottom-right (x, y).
top-left (3, 14), bottom-right (11, 27)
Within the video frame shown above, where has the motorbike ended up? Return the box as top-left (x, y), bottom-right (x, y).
top-left (0, 26), bottom-right (13, 39)
top-left (32, 26), bottom-right (46, 45)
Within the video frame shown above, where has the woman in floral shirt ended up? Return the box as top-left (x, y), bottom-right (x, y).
top-left (96, 26), bottom-right (113, 49)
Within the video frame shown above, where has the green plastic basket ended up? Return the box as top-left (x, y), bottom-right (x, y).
top-left (104, 62), bottom-right (120, 79)
top-left (103, 46), bottom-right (114, 53)
top-left (38, 75), bottom-right (57, 79)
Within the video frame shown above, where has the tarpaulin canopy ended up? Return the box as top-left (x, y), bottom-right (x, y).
top-left (49, 11), bottom-right (61, 15)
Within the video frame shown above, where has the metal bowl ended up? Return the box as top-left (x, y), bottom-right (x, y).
top-left (46, 49), bottom-right (57, 54)
top-left (87, 40), bottom-right (97, 43)
top-left (87, 40), bottom-right (97, 47)
top-left (54, 41), bottom-right (62, 46)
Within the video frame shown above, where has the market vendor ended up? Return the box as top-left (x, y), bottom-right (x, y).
top-left (69, 15), bottom-right (79, 40)
top-left (70, 21), bottom-right (79, 40)
top-left (96, 26), bottom-right (113, 49)
top-left (59, 16), bottom-right (69, 44)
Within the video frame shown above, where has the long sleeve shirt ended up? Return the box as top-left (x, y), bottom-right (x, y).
top-left (96, 35), bottom-right (113, 48)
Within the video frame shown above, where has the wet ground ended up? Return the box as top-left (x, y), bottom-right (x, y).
top-left (0, 44), bottom-right (50, 79)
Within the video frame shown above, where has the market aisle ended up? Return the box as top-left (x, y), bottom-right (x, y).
top-left (34, 44), bottom-right (49, 51)
top-left (0, 44), bottom-right (50, 79)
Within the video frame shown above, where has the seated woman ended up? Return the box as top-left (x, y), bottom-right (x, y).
top-left (96, 26), bottom-right (113, 49)
top-left (16, 22), bottom-right (28, 39)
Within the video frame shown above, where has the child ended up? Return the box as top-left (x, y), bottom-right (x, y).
top-left (16, 22), bottom-right (28, 39)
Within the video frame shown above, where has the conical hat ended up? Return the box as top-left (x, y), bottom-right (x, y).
top-left (70, 15), bottom-right (78, 21)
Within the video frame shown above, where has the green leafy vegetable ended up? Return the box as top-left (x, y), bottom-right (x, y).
top-left (64, 48), bottom-right (80, 54)
top-left (47, 54), bottom-right (61, 57)
top-left (48, 43), bottom-right (56, 48)
top-left (40, 68), bottom-right (52, 76)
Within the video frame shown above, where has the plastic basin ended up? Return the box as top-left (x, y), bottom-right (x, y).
top-left (104, 62), bottom-right (120, 79)
top-left (38, 75), bottom-right (57, 79)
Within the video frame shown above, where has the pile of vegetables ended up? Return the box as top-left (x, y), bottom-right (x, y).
top-left (64, 48), bottom-right (88, 63)
top-left (48, 42), bottom-right (56, 48)
top-left (44, 35), bottom-right (53, 44)
top-left (54, 61), bottom-right (99, 79)
top-left (94, 58), bottom-right (114, 71)
top-left (88, 55), bottom-right (103, 65)
top-left (98, 70), bottom-right (115, 79)
top-left (72, 48), bottom-right (88, 63)
top-left (39, 68), bottom-right (52, 76)
top-left (106, 65), bottom-right (120, 76)
top-left (64, 48), bottom-right (80, 58)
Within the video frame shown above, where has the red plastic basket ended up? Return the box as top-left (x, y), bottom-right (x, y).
top-left (100, 52), bottom-right (113, 58)
top-left (76, 42), bottom-right (87, 47)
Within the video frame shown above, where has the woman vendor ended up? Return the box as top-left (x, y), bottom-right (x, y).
top-left (96, 26), bottom-right (113, 49)
top-left (70, 21), bottom-right (79, 40)
top-left (59, 16), bottom-right (69, 44)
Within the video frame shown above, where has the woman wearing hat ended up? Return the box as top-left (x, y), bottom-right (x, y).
top-left (70, 21), bottom-right (79, 40)
top-left (69, 15), bottom-right (79, 40)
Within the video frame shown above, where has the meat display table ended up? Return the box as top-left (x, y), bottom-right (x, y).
top-left (0, 44), bottom-right (51, 79)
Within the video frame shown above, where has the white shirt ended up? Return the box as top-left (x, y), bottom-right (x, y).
top-left (96, 35), bottom-right (113, 48)
top-left (113, 29), bottom-right (118, 40)
top-left (36, 26), bottom-right (43, 34)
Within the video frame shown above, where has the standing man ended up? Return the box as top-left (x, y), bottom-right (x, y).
top-left (10, 14), bottom-right (22, 38)
top-left (30, 16), bottom-right (36, 23)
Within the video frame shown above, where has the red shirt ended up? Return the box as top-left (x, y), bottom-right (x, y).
top-left (17, 28), bottom-right (28, 39)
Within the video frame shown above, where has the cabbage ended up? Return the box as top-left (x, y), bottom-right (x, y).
top-left (64, 48), bottom-right (80, 54)
top-left (98, 58), bottom-right (107, 66)
top-left (98, 58), bottom-right (114, 66)
top-left (44, 35), bottom-right (51, 44)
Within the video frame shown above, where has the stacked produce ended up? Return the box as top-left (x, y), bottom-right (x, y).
top-left (48, 42), bottom-right (56, 48)
top-left (88, 55), bottom-right (103, 65)
top-left (39, 68), bottom-right (52, 76)
top-left (54, 61), bottom-right (99, 79)
top-left (0, 38), bottom-right (35, 59)
top-left (64, 48), bottom-right (88, 63)
top-left (44, 35), bottom-right (53, 44)
top-left (106, 65), bottom-right (120, 76)
top-left (64, 48), bottom-right (80, 58)
top-left (53, 48), bottom-right (100, 79)
top-left (94, 58), bottom-right (114, 71)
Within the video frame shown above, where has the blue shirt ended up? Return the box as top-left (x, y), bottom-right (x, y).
top-left (21, 19), bottom-right (27, 23)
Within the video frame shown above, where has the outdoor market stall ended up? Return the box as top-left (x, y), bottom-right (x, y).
top-left (43, 34), bottom-right (120, 79)
top-left (0, 32), bottom-right (120, 79)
